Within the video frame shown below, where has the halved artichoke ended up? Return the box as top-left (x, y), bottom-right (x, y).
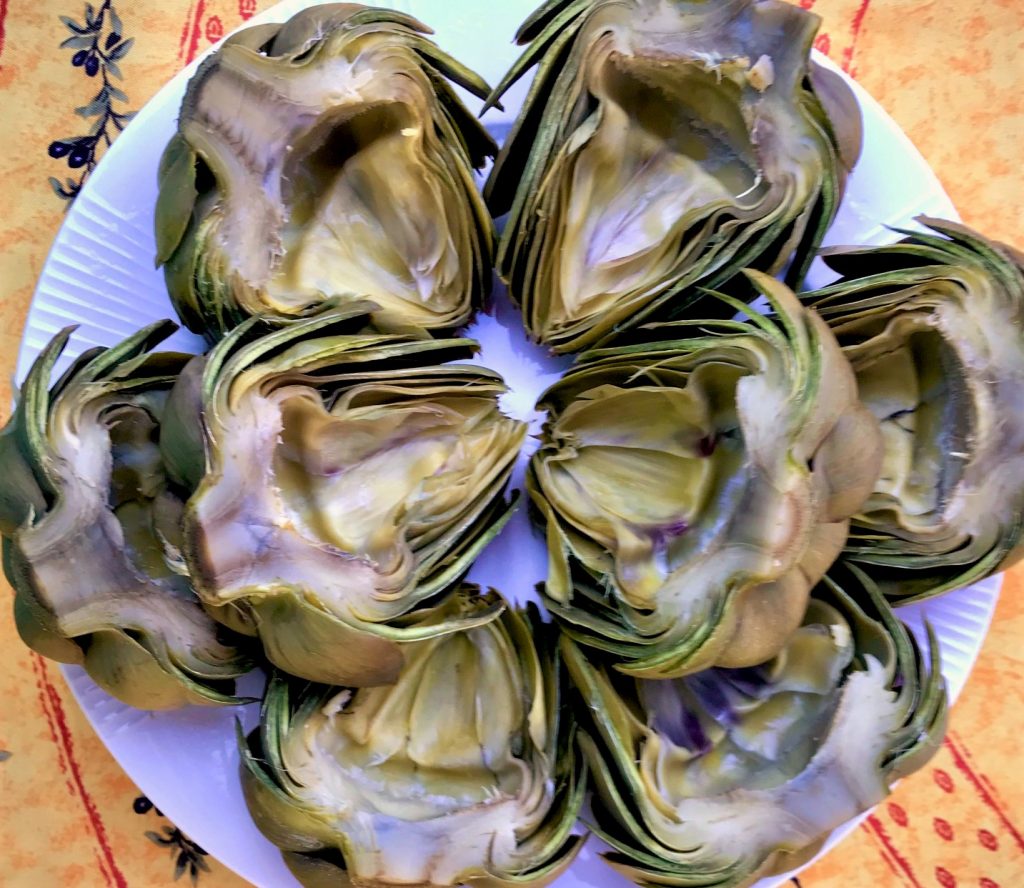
top-left (156, 3), bottom-right (497, 340)
top-left (529, 272), bottom-right (882, 678)
top-left (0, 323), bottom-right (252, 709)
top-left (176, 304), bottom-right (527, 685)
top-left (240, 600), bottom-right (585, 888)
top-left (485, 0), bottom-right (862, 353)
top-left (565, 566), bottom-right (946, 888)
top-left (805, 218), bottom-right (1024, 603)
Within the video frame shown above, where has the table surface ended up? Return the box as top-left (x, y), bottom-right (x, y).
top-left (1, 0), bottom-right (1022, 886)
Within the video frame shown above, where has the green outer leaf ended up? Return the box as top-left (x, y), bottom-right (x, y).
top-left (154, 133), bottom-right (198, 266)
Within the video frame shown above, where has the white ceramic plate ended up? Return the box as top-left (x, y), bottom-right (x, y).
top-left (16, 1), bottom-right (1002, 886)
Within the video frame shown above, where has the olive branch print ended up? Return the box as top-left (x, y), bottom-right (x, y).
top-left (48, 0), bottom-right (136, 202)
top-left (134, 795), bottom-right (212, 885)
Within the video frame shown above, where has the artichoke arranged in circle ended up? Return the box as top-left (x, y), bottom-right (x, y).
top-left (0, 323), bottom-right (252, 709)
top-left (176, 305), bottom-right (527, 686)
top-left (240, 601), bottom-right (585, 888)
top-left (528, 272), bottom-right (882, 678)
top-left (485, 0), bottom-right (862, 353)
top-left (805, 218), bottom-right (1024, 603)
top-left (156, 3), bottom-right (497, 340)
top-left (564, 566), bottom-right (946, 887)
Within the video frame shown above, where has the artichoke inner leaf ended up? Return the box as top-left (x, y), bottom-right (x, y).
top-left (271, 387), bottom-right (522, 591)
top-left (855, 325), bottom-right (972, 530)
top-left (539, 367), bottom-right (748, 609)
top-left (554, 50), bottom-right (765, 323)
top-left (273, 101), bottom-right (462, 320)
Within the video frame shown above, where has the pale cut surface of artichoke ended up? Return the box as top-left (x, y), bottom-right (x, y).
top-left (0, 323), bottom-right (252, 709)
top-left (155, 3), bottom-right (497, 340)
top-left (565, 566), bottom-right (947, 888)
top-left (485, 0), bottom-right (862, 353)
top-left (240, 601), bottom-right (586, 888)
top-left (174, 305), bottom-right (527, 686)
top-left (529, 272), bottom-right (881, 678)
top-left (806, 218), bottom-right (1024, 603)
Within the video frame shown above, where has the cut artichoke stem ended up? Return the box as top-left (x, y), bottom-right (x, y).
top-left (565, 566), bottom-right (947, 888)
top-left (179, 308), bottom-right (528, 686)
top-left (529, 272), bottom-right (883, 677)
top-left (156, 3), bottom-right (497, 340)
top-left (486, 0), bottom-right (861, 353)
top-left (240, 602), bottom-right (586, 888)
top-left (804, 217), bottom-right (1024, 602)
top-left (0, 323), bottom-right (252, 710)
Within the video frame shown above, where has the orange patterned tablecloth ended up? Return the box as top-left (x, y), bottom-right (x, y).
top-left (1, 1), bottom-right (1022, 886)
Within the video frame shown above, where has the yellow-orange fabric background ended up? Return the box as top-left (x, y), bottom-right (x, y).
top-left (0, 1), bottom-right (1022, 886)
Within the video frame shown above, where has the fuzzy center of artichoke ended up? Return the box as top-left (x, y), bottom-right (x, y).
top-left (639, 606), bottom-right (851, 800)
top-left (541, 366), bottom-right (747, 605)
top-left (854, 326), bottom-right (972, 529)
top-left (554, 51), bottom-right (764, 321)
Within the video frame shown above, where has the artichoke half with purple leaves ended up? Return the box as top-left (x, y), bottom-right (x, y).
top-left (564, 565), bottom-right (946, 888)
top-left (0, 323), bottom-right (252, 709)
top-left (484, 0), bottom-right (862, 354)
top-left (240, 601), bottom-right (585, 888)
top-left (803, 218), bottom-right (1024, 603)
top-left (156, 3), bottom-right (497, 340)
top-left (528, 272), bottom-right (882, 678)
top-left (171, 304), bottom-right (527, 686)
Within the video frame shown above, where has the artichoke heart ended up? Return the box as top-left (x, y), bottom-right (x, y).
top-left (156, 3), bottom-right (497, 340)
top-left (0, 323), bottom-right (252, 709)
top-left (240, 600), bottom-right (585, 888)
top-left (176, 304), bottom-right (527, 686)
top-left (529, 272), bottom-right (882, 678)
top-left (805, 218), bottom-right (1024, 602)
top-left (485, 0), bottom-right (862, 353)
top-left (565, 565), bottom-right (946, 888)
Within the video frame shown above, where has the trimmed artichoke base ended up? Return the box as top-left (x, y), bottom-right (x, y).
top-left (567, 570), bottom-right (947, 887)
top-left (807, 219), bottom-right (1024, 598)
top-left (3, 326), bottom-right (250, 709)
top-left (241, 607), bottom-right (584, 887)
top-left (186, 60), bottom-right (467, 324)
top-left (181, 317), bottom-right (528, 685)
top-left (531, 276), bottom-right (883, 676)
top-left (282, 630), bottom-right (544, 884)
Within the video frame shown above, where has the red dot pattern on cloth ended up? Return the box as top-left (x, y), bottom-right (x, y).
top-left (977, 829), bottom-right (998, 851)
top-left (979, 879), bottom-right (999, 888)
top-left (936, 867), bottom-right (956, 888)
top-left (205, 15), bottom-right (224, 42)
top-left (238, 0), bottom-right (256, 20)
top-left (934, 768), bottom-right (956, 793)
top-left (814, 33), bottom-right (831, 54)
top-left (934, 818), bottom-right (955, 841)
top-left (889, 803), bottom-right (909, 827)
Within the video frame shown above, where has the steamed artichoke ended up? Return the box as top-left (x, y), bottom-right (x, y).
top-left (0, 323), bottom-right (251, 709)
top-left (529, 272), bottom-right (882, 678)
top-left (805, 218), bottom-right (1024, 603)
top-left (565, 566), bottom-right (946, 887)
top-left (485, 0), bottom-right (862, 353)
top-left (175, 304), bottom-right (527, 685)
top-left (156, 3), bottom-right (497, 340)
top-left (240, 601), bottom-right (585, 888)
